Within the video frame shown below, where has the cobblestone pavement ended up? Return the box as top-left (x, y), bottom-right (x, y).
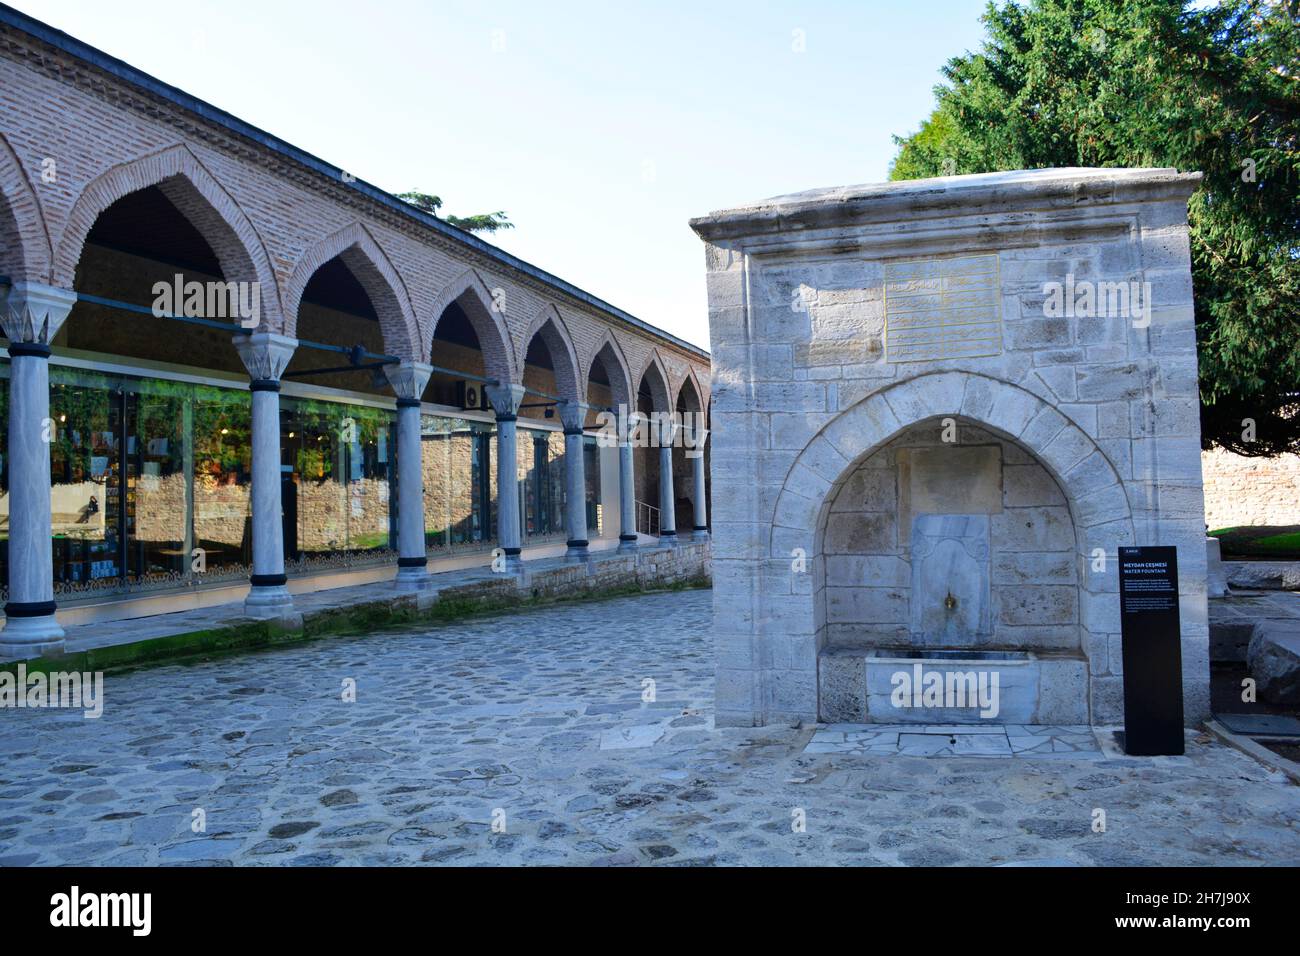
top-left (1, 589), bottom-right (1298, 866)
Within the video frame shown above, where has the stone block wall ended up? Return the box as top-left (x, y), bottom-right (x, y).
top-left (693, 168), bottom-right (1210, 728)
top-left (1202, 448), bottom-right (1300, 529)
top-left (525, 539), bottom-right (711, 600)
top-left (822, 421), bottom-right (1080, 652)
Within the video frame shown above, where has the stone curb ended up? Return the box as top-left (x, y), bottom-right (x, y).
top-left (1203, 719), bottom-right (1300, 784)
top-left (0, 543), bottom-right (711, 677)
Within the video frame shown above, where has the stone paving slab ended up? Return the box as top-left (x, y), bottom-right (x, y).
top-left (808, 725), bottom-right (1102, 759)
top-left (1, 589), bottom-right (1298, 867)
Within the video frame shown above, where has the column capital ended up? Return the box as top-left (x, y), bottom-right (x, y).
top-left (234, 332), bottom-right (298, 382)
top-left (557, 399), bottom-right (588, 433)
top-left (484, 382), bottom-right (527, 419)
top-left (2, 282), bottom-right (77, 346)
top-left (384, 360), bottom-right (433, 402)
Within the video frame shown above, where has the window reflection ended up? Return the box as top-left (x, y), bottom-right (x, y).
top-left (420, 414), bottom-right (493, 551)
top-left (0, 363), bottom-right (612, 605)
top-left (281, 397), bottom-right (395, 568)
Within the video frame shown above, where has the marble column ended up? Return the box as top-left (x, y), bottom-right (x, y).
top-left (558, 400), bottom-right (589, 561)
top-left (690, 427), bottom-right (709, 538)
top-left (485, 383), bottom-right (527, 573)
top-left (386, 361), bottom-right (433, 589)
top-left (617, 412), bottom-right (638, 551)
top-left (0, 283), bottom-right (77, 656)
top-left (233, 332), bottom-right (297, 618)
top-left (657, 415), bottom-right (679, 545)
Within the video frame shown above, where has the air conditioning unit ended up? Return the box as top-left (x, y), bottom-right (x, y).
top-left (454, 380), bottom-right (486, 411)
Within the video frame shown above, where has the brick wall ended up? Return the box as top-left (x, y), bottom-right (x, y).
top-left (0, 23), bottom-right (709, 415)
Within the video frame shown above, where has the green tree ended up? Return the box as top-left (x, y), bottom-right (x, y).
top-left (890, 0), bottom-right (1300, 454)
top-left (395, 191), bottom-right (514, 234)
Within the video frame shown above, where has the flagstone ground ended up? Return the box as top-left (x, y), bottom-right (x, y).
top-left (0, 588), bottom-right (1297, 867)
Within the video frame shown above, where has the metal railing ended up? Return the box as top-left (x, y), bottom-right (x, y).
top-left (635, 500), bottom-right (660, 537)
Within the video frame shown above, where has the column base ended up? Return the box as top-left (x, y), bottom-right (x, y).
top-left (658, 531), bottom-right (678, 547)
top-left (565, 540), bottom-right (590, 562)
top-left (244, 584), bottom-right (295, 619)
top-left (395, 563), bottom-right (432, 590)
top-left (617, 534), bottom-right (639, 552)
top-left (692, 526), bottom-right (710, 540)
top-left (0, 613), bottom-right (65, 658)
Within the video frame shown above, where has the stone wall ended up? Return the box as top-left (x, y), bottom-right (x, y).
top-left (1202, 448), bottom-right (1300, 529)
top-left (822, 422), bottom-right (1080, 652)
top-left (524, 539), bottom-right (712, 599)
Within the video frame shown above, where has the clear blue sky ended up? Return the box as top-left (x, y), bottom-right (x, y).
top-left (16, 0), bottom-right (991, 348)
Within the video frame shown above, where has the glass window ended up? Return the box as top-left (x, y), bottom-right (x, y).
top-left (0, 360), bottom-right (405, 601)
top-left (420, 413), bottom-right (494, 551)
top-left (546, 431), bottom-right (565, 537)
top-left (191, 385), bottom-right (252, 578)
top-left (584, 435), bottom-right (602, 535)
top-left (281, 397), bottom-right (396, 569)
top-left (0, 370), bottom-right (8, 593)
top-left (127, 382), bottom-right (188, 584)
top-left (519, 427), bottom-right (567, 539)
top-left (49, 370), bottom-right (121, 597)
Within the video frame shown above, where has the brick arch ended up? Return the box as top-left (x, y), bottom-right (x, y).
top-left (675, 365), bottom-right (704, 412)
top-left (284, 221), bottom-right (420, 360)
top-left (427, 268), bottom-right (515, 384)
top-left (0, 130), bottom-right (53, 283)
top-left (584, 329), bottom-right (633, 411)
top-left (634, 348), bottom-right (672, 412)
top-left (518, 303), bottom-right (581, 402)
top-left (51, 143), bottom-right (282, 328)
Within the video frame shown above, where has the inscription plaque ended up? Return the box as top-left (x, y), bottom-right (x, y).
top-left (883, 254), bottom-right (1001, 362)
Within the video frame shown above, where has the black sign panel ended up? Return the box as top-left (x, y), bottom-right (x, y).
top-left (1118, 546), bottom-right (1184, 755)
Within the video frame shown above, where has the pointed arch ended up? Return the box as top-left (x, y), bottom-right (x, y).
top-left (0, 130), bottom-right (53, 283)
top-left (427, 268), bottom-right (515, 384)
top-left (284, 221), bottom-right (420, 360)
top-left (518, 303), bottom-right (581, 402)
top-left (584, 329), bottom-right (634, 411)
top-left (52, 143), bottom-right (282, 327)
top-left (635, 348), bottom-right (672, 412)
top-left (675, 365), bottom-right (704, 413)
